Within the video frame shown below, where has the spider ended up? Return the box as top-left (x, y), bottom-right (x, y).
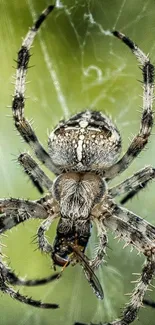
top-left (0, 3), bottom-right (155, 325)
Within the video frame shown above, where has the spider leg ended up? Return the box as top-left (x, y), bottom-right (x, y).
top-left (12, 5), bottom-right (59, 175)
top-left (120, 180), bottom-right (148, 205)
top-left (76, 210), bottom-right (155, 324)
top-left (109, 165), bottom-right (155, 204)
top-left (101, 205), bottom-right (155, 325)
top-left (18, 152), bottom-right (53, 194)
top-left (89, 219), bottom-right (107, 271)
top-left (0, 275), bottom-right (59, 309)
top-left (0, 197), bottom-right (60, 308)
top-left (0, 199), bottom-right (54, 285)
top-left (143, 299), bottom-right (155, 308)
top-left (37, 214), bottom-right (57, 253)
top-left (104, 31), bottom-right (154, 181)
top-left (105, 203), bottom-right (155, 244)
top-left (0, 198), bottom-right (48, 233)
top-left (0, 259), bottom-right (59, 286)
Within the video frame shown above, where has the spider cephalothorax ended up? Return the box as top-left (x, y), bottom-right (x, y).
top-left (0, 4), bottom-right (155, 325)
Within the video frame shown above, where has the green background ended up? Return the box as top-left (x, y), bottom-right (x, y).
top-left (0, 1), bottom-right (155, 325)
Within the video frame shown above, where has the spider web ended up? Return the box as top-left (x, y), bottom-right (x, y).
top-left (0, 0), bottom-right (155, 325)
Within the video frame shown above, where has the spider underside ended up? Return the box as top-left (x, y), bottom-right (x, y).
top-left (0, 4), bottom-right (155, 325)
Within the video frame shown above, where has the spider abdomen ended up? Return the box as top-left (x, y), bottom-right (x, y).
top-left (48, 110), bottom-right (122, 172)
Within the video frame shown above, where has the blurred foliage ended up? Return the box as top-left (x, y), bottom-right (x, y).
top-left (0, 0), bottom-right (155, 325)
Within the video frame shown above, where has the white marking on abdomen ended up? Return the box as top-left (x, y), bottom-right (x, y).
top-left (77, 134), bottom-right (85, 161)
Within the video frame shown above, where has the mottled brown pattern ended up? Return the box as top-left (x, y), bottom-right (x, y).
top-left (0, 4), bottom-right (155, 325)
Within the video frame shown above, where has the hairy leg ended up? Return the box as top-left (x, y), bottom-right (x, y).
top-left (0, 259), bottom-right (59, 286)
top-left (18, 152), bottom-right (53, 194)
top-left (12, 5), bottom-right (59, 175)
top-left (76, 210), bottom-right (155, 325)
top-left (0, 198), bottom-right (48, 233)
top-left (89, 219), bottom-right (107, 270)
top-left (75, 244), bottom-right (154, 325)
top-left (108, 166), bottom-right (155, 204)
top-left (0, 275), bottom-right (59, 309)
top-left (104, 31), bottom-right (154, 181)
top-left (143, 299), bottom-right (155, 308)
top-left (109, 203), bottom-right (155, 243)
top-left (0, 197), bottom-right (60, 309)
top-left (102, 207), bottom-right (155, 325)
top-left (37, 214), bottom-right (57, 253)
top-left (120, 180), bottom-right (148, 205)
